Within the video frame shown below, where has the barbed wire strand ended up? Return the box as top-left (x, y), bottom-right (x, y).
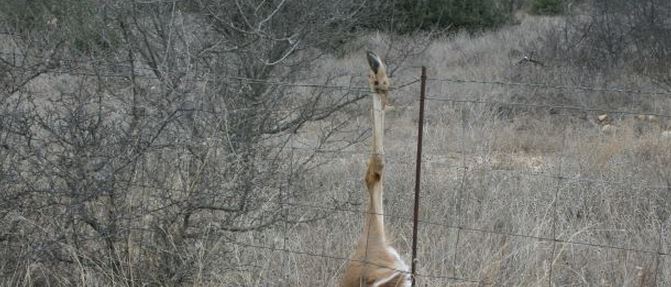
top-left (7, 68), bottom-right (420, 95)
top-left (1, 51), bottom-right (418, 92)
top-left (424, 96), bottom-right (671, 119)
top-left (125, 159), bottom-right (671, 201)
top-left (225, 238), bottom-right (479, 283)
top-left (426, 77), bottom-right (671, 96)
top-left (5, 49), bottom-right (671, 96)
top-left (4, 49), bottom-right (671, 95)
top-left (275, 200), bottom-right (670, 257)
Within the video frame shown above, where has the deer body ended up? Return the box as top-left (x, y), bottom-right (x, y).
top-left (340, 52), bottom-right (410, 287)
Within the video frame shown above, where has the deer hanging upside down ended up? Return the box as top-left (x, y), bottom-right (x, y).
top-left (339, 52), bottom-right (410, 287)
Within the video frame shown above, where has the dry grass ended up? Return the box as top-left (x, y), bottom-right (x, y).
top-left (3, 15), bottom-right (670, 286)
top-left (217, 15), bottom-right (671, 286)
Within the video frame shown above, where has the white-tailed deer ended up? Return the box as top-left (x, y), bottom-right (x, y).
top-left (340, 52), bottom-right (410, 287)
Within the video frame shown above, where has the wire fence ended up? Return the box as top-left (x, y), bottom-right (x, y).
top-left (423, 76), bottom-right (667, 287)
top-left (424, 96), bottom-right (671, 119)
top-left (0, 50), bottom-right (420, 93)
top-left (3, 53), bottom-right (670, 285)
top-left (220, 170), bottom-right (669, 285)
top-left (426, 77), bottom-right (671, 97)
top-left (217, 72), bottom-right (669, 285)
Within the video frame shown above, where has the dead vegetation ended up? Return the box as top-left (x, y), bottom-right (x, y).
top-left (239, 14), bottom-right (671, 286)
top-left (1, 2), bottom-right (670, 286)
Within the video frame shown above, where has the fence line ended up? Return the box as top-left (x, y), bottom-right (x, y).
top-left (338, 77), bottom-right (665, 284)
top-left (2, 190), bottom-right (668, 280)
top-left (4, 56), bottom-right (671, 284)
top-left (115, 179), bottom-right (671, 258)
top-left (123, 152), bottom-right (671, 194)
top-left (226, 237), bottom-right (478, 283)
top-left (1, 51), bottom-right (421, 92)
top-left (5, 68), bottom-right (419, 95)
top-left (216, 197), bottom-right (669, 285)
top-left (3, 50), bottom-right (671, 94)
top-left (424, 96), bottom-right (671, 119)
top-left (117, 149), bottom-right (671, 283)
top-left (426, 77), bottom-right (671, 96)
top-left (277, 199), bottom-right (670, 257)
top-left (5, 67), bottom-right (372, 92)
top-left (426, 75), bottom-right (669, 285)
top-left (15, 90), bottom-right (368, 116)
top-left (117, 161), bottom-right (669, 255)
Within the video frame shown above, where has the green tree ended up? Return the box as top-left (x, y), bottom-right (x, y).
top-left (531, 0), bottom-right (564, 15)
top-left (385, 0), bottom-right (513, 33)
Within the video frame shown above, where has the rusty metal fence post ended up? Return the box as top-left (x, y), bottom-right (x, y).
top-left (411, 66), bottom-right (427, 286)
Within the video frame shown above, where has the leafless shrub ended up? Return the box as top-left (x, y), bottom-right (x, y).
top-left (0, 0), bottom-right (378, 285)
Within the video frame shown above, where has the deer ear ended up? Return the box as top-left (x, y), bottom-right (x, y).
top-left (367, 51), bottom-right (382, 74)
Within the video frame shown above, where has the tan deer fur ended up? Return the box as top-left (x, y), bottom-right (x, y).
top-left (339, 52), bottom-right (410, 287)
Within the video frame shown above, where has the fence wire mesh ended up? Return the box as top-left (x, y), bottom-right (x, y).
top-left (2, 57), bottom-right (670, 285)
top-left (201, 73), bottom-right (670, 285)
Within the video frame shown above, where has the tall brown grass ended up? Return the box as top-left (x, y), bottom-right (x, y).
top-left (3, 14), bottom-right (670, 286)
top-left (217, 15), bottom-right (670, 286)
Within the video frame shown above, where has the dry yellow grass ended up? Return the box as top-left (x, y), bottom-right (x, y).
top-left (217, 15), bottom-right (671, 286)
top-left (4, 14), bottom-right (669, 286)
